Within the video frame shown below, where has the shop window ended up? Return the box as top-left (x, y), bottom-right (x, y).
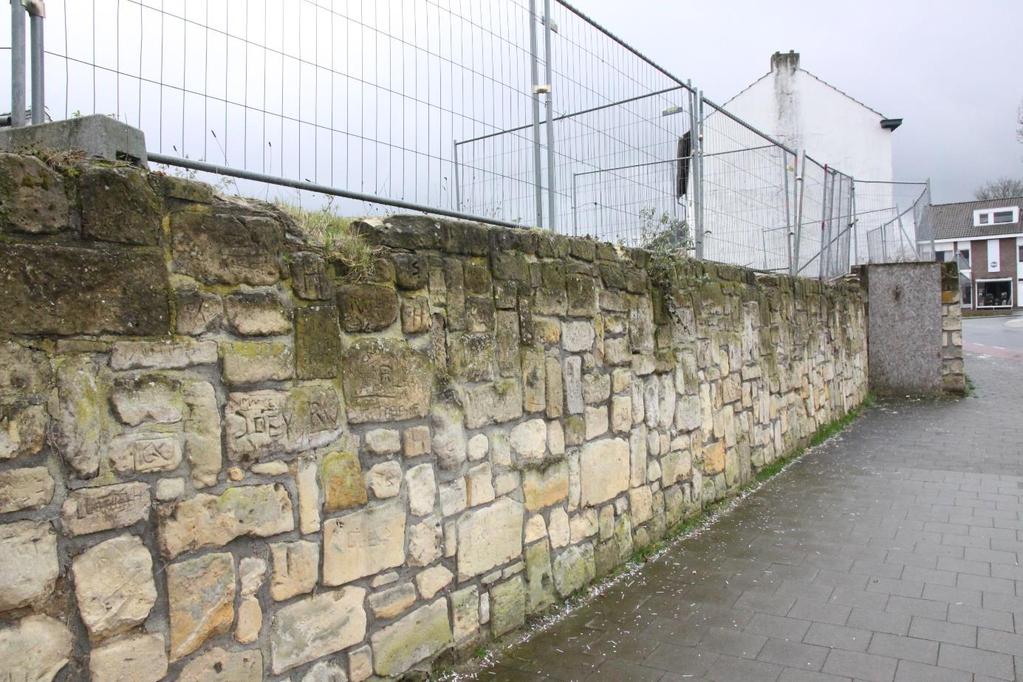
top-left (976, 279), bottom-right (1013, 308)
top-left (961, 284), bottom-right (973, 307)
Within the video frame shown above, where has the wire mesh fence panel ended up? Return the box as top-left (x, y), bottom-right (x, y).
top-left (13, 0), bottom-right (546, 222)
top-left (699, 98), bottom-right (795, 272)
top-left (793, 155), bottom-right (826, 277)
top-left (855, 180), bottom-right (931, 263)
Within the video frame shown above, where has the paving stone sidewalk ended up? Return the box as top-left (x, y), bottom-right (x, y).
top-left (483, 352), bottom-right (1023, 681)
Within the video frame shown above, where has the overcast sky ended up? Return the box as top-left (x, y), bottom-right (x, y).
top-left (577, 0), bottom-right (1023, 204)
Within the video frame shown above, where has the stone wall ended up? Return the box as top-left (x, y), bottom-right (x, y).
top-left (0, 152), bottom-right (868, 681)
top-left (940, 262), bottom-right (967, 394)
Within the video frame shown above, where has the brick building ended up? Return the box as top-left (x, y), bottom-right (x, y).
top-left (928, 197), bottom-right (1023, 311)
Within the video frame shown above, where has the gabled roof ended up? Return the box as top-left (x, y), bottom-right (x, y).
top-left (928, 197), bottom-right (1023, 241)
top-left (722, 66), bottom-right (891, 122)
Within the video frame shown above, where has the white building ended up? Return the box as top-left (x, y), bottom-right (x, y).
top-left (702, 51), bottom-right (902, 269)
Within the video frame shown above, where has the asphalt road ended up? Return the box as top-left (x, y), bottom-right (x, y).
top-left (963, 312), bottom-right (1023, 360)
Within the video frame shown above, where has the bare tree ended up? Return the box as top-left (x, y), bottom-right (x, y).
top-left (975, 177), bottom-right (1023, 200)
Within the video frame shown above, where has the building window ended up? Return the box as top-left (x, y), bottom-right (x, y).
top-left (976, 279), bottom-right (1013, 308)
top-left (961, 283), bottom-right (972, 308)
top-left (974, 207), bottom-right (1019, 227)
top-left (958, 246), bottom-right (971, 267)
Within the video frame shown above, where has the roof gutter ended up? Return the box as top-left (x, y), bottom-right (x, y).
top-left (880, 118), bottom-right (902, 131)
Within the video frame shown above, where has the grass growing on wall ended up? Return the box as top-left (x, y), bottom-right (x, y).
top-left (276, 202), bottom-right (378, 282)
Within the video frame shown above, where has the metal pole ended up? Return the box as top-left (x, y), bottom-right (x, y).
top-left (452, 141), bottom-right (462, 212)
top-left (571, 172), bottom-right (578, 237)
top-left (542, 0), bottom-right (556, 232)
top-left (925, 178), bottom-right (934, 258)
top-left (27, 1), bottom-right (44, 125)
top-left (782, 150), bottom-right (793, 275)
top-left (791, 150), bottom-right (806, 276)
top-left (10, 0), bottom-right (26, 127)
top-left (694, 89), bottom-right (705, 260)
top-left (850, 181), bottom-right (858, 268)
top-left (527, 0), bottom-right (544, 228)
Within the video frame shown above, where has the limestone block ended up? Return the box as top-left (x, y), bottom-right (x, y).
top-left (342, 339), bottom-right (432, 422)
top-left (525, 541), bottom-right (556, 614)
top-left (582, 373), bottom-right (611, 405)
top-left (181, 380), bottom-right (222, 488)
top-left (349, 645), bottom-right (374, 682)
top-left (0, 243), bottom-right (170, 336)
top-left (549, 507), bottom-right (570, 548)
top-left (177, 647), bottom-right (263, 682)
top-left (224, 291), bottom-right (291, 336)
top-left (579, 438), bottom-right (630, 507)
top-left (157, 483), bottom-right (293, 558)
top-left (447, 332), bottom-right (496, 381)
top-left (403, 425), bottom-right (432, 457)
top-left (523, 462), bottom-right (569, 512)
top-left (89, 632), bottom-right (167, 682)
top-left (661, 449), bottom-right (692, 487)
top-left (323, 501), bottom-right (406, 585)
top-left (170, 210), bottom-right (283, 286)
top-left (367, 461), bottom-right (402, 498)
top-left (525, 514), bottom-right (548, 543)
top-left (461, 379), bottom-right (523, 429)
top-left (369, 583), bottom-right (417, 619)
top-left (439, 478), bottom-right (468, 516)
top-left (431, 403), bottom-right (467, 470)
top-left (489, 576), bottom-right (526, 636)
top-left (366, 428), bottom-right (401, 455)
top-left (521, 346), bottom-right (546, 413)
top-left (0, 466), bottom-right (53, 513)
top-left (288, 251), bottom-right (333, 300)
top-left (611, 396), bottom-right (632, 434)
top-left (675, 394), bottom-right (702, 432)
top-left (72, 534), bottom-right (156, 640)
top-left (167, 552), bottom-right (236, 660)
top-left (52, 354), bottom-right (113, 478)
top-left (570, 509), bottom-right (598, 543)
top-left (510, 418), bottom-right (547, 466)
top-left (553, 543), bottom-right (596, 597)
top-left (321, 450), bottom-right (368, 512)
top-left (155, 477), bottom-right (185, 501)
top-left (545, 354), bottom-right (565, 419)
top-left (223, 385), bottom-right (343, 461)
top-left (295, 304), bottom-right (343, 380)
top-left (495, 310), bottom-right (522, 377)
top-left (629, 486), bottom-right (654, 525)
top-left (407, 463), bottom-right (438, 516)
top-left (271, 540), bottom-right (319, 601)
top-left (303, 660), bottom-right (349, 681)
top-left (465, 463), bottom-right (496, 507)
top-left (175, 288), bottom-right (224, 335)
top-left (110, 339), bottom-right (218, 371)
top-left (548, 420), bottom-right (566, 457)
top-left (0, 520), bottom-right (58, 612)
top-left (270, 587), bottom-right (367, 674)
top-left (295, 456), bottom-right (321, 534)
top-left (704, 440), bottom-right (726, 475)
top-left (451, 586), bottom-right (480, 642)
top-left (457, 498), bottom-right (524, 580)
top-left (0, 615), bottom-right (73, 681)
top-left (562, 321), bottom-right (595, 352)
top-left (563, 355), bottom-right (584, 415)
top-left (408, 517), bottom-right (443, 567)
top-left (0, 153), bottom-right (70, 233)
top-left (371, 599), bottom-right (452, 677)
top-left (221, 340), bottom-right (295, 384)
top-left (0, 403), bottom-right (46, 462)
top-left (61, 482), bottom-right (150, 537)
top-left (584, 405), bottom-right (609, 440)
top-left (643, 376), bottom-right (659, 429)
top-left (338, 283), bottom-right (399, 332)
top-left (630, 425), bottom-right (648, 488)
top-left (416, 565), bottom-right (454, 599)
top-left (467, 434), bottom-right (489, 462)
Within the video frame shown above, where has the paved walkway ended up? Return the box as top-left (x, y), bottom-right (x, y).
top-left (483, 349), bottom-right (1023, 681)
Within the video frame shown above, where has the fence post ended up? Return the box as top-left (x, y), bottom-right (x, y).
top-left (791, 150), bottom-right (805, 276)
top-left (694, 89), bottom-right (705, 260)
top-left (10, 0), bottom-right (26, 127)
top-left (542, 0), bottom-right (556, 231)
top-left (528, 0), bottom-right (544, 227)
top-left (452, 141), bottom-right (462, 213)
top-left (26, 0), bottom-right (44, 125)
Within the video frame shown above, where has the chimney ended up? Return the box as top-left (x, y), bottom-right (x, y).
top-left (770, 50), bottom-right (800, 74)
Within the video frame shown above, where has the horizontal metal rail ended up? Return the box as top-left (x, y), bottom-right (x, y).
top-left (148, 153), bottom-right (529, 230)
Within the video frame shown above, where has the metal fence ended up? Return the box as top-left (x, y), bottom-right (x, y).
top-left (3, 0), bottom-right (930, 279)
top-left (859, 180), bottom-right (934, 264)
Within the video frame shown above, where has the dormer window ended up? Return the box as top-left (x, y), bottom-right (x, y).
top-left (974, 207), bottom-right (1019, 227)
